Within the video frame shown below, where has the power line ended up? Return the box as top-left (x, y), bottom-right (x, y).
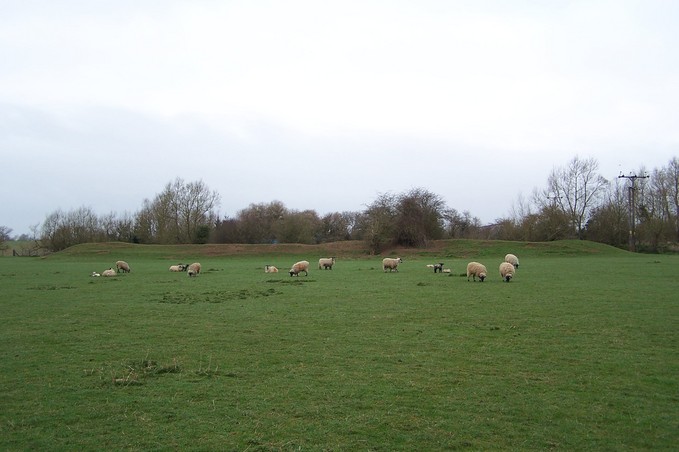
top-left (618, 172), bottom-right (649, 252)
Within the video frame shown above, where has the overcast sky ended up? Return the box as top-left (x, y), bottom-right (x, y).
top-left (2, 0), bottom-right (678, 236)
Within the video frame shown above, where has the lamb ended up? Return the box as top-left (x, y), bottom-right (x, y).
top-left (504, 253), bottom-right (520, 269)
top-left (264, 265), bottom-right (279, 273)
top-left (187, 262), bottom-right (201, 277)
top-left (169, 264), bottom-right (187, 272)
top-left (433, 262), bottom-right (445, 273)
top-left (116, 260), bottom-right (131, 273)
top-left (382, 257), bottom-right (402, 272)
top-left (499, 262), bottom-right (515, 282)
top-left (318, 257), bottom-right (336, 270)
top-left (289, 260), bottom-right (310, 276)
top-left (466, 262), bottom-right (487, 282)
top-left (101, 268), bottom-right (116, 277)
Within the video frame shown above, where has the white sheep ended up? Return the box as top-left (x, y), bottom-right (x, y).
top-left (318, 257), bottom-right (336, 270)
top-left (499, 262), bottom-right (515, 282)
top-left (504, 253), bottom-right (520, 269)
top-left (116, 260), bottom-right (131, 273)
top-left (102, 268), bottom-right (117, 277)
top-left (187, 262), bottom-right (201, 277)
top-left (382, 257), bottom-right (402, 272)
top-left (466, 262), bottom-right (487, 282)
top-left (90, 271), bottom-right (100, 277)
top-left (425, 264), bottom-right (435, 269)
top-left (289, 260), bottom-right (310, 276)
top-left (169, 264), bottom-right (187, 272)
top-left (264, 265), bottom-right (279, 273)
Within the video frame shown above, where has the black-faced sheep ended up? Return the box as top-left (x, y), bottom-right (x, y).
top-left (289, 260), bottom-right (310, 276)
top-left (382, 257), bottom-right (402, 272)
top-left (504, 253), bottom-right (519, 269)
top-left (499, 262), bottom-right (515, 282)
top-left (264, 265), bottom-right (279, 273)
top-left (433, 262), bottom-right (445, 273)
top-left (187, 262), bottom-right (201, 277)
top-left (466, 262), bottom-right (487, 282)
top-left (102, 268), bottom-right (117, 277)
top-left (116, 260), bottom-right (131, 273)
top-left (318, 257), bottom-right (336, 270)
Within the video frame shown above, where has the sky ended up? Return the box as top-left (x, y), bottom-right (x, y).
top-left (1, 0), bottom-right (678, 237)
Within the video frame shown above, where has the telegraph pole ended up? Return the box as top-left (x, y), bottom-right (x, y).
top-left (618, 172), bottom-right (649, 252)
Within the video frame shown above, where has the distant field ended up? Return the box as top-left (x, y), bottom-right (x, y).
top-left (1, 240), bottom-right (677, 450)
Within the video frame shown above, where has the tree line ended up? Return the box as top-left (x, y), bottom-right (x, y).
top-left (3, 156), bottom-right (677, 253)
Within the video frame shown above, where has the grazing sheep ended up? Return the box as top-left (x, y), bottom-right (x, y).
top-left (289, 260), bottom-right (310, 276)
top-left (466, 262), bottom-right (487, 282)
top-left (433, 262), bottom-right (445, 273)
top-left (499, 262), bottom-right (515, 282)
top-left (187, 262), bottom-right (201, 277)
top-left (382, 257), bottom-right (402, 272)
top-left (102, 268), bottom-right (116, 277)
top-left (264, 265), bottom-right (279, 273)
top-left (504, 253), bottom-right (520, 269)
top-left (116, 260), bottom-right (131, 273)
top-left (169, 264), bottom-right (187, 272)
top-left (318, 257), bottom-right (336, 270)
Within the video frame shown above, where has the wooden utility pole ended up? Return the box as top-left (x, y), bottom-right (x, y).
top-left (618, 172), bottom-right (649, 252)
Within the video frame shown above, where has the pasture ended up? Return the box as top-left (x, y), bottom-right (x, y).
top-left (1, 240), bottom-right (677, 450)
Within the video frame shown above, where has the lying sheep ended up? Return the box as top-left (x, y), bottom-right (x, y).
top-left (91, 271), bottom-right (100, 277)
top-left (264, 265), bottom-right (279, 273)
top-left (466, 262), bottom-right (487, 282)
top-left (504, 253), bottom-right (520, 269)
top-left (102, 268), bottom-right (116, 277)
top-left (499, 262), bottom-right (515, 282)
top-left (382, 257), bottom-right (402, 272)
top-left (289, 260), bottom-right (310, 276)
top-left (318, 257), bottom-right (336, 270)
top-left (187, 262), bottom-right (201, 277)
top-left (116, 260), bottom-right (131, 273)
top-left (169, 264), bottom-right (187, 272)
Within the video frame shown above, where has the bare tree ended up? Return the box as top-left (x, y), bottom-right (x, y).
top-left (547, 156), bottom-right (608, 239)
top-left (134, 178), bottom-right (221, 244)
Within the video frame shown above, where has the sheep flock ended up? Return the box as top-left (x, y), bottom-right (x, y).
top-left (88, 252), bottom-right (521, 284)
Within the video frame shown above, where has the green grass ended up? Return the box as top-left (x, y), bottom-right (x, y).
top-left (1, 240), bottom-right (677, 450)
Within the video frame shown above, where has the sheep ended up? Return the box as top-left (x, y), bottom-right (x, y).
top-left (116, 260), bottom-right (131, 273)
top-left (499, 262), bottom-right (515, 282)
top-left (433, 262), bottom-right (445, 273)
top-left (504, 253), bottom-right (520, 269)
top-left (426, 264), bottom-right (435, 269)
top-left (264, 265), bottom-right (279, 273)
top-left (382, 257), bottom-right (402, 272)
top-left (187, 262), bottom-right (201, 277)
top-left (90, 271), bottom-right (100, 277)
top-left (102, 268), bottom-right (116, 277)
top-left (318, 257), bottom-right (336, 270)
top-left (466, 262), bottom-right (487, 282)
top-left (289, 260), bottom-right (310, 276)
top-left (442, 268), bottom-right (452, 273)
top-left (169, 264), bottom-right (187, 272)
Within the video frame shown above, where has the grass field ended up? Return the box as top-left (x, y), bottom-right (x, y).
top-left (1, 240), bottom-right (678, 450)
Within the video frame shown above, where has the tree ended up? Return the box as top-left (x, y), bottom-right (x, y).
top-left (0, 226), bottom-right (12, 251)
top-left (393, 188), bottom-right (446, 246)
top-left (546, 156), bottom-right (608, 239)
top-left (133, 178), bottom-right (221, 244)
